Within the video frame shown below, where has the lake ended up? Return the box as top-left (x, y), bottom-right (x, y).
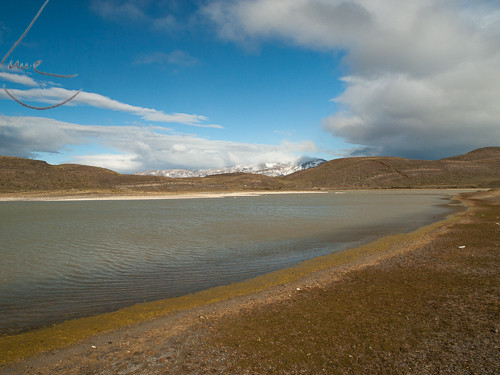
top-left (0, 190), bottom-right (463, 334)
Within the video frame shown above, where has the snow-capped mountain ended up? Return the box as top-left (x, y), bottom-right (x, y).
top-left (136, 159), bottom-right (326, 178)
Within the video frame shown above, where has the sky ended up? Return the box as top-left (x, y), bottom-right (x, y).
top-left (0, 0), bottom-right (499, 173)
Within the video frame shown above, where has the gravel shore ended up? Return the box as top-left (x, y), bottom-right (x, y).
top-left (1, 190), bottom-right (498, 374)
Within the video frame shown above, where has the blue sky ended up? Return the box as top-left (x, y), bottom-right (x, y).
top-left (1, 0), bottom-right (499, 173)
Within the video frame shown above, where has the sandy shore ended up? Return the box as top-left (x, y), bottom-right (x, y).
top-left (0, 189), bottom-right (498, 374)
top-left (0, 188), bottom-right (479, 202)
top-left (0, 190), bottom-right (328, 202)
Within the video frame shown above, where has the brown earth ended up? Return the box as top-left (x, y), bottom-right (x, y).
top-left (282, 147), bottom-right (500, 190)
top-left (1, 147), bottom-right (499, 197)
top-left (0, 156), bottom-right (285, 195)
top-left (1, 189), bottom-right (498, 374)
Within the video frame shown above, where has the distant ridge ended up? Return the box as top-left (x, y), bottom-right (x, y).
top-left (0, 148), bottom-right (498, 195)
top-left (441, 147), bottom-right (500, 162)
top-left (136, 159), bottom-right (326, 178)
top-left (281, 147), bottom-right (500, 189)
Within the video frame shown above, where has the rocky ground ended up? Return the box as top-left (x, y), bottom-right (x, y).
top-left (1, 190), bottom-right (498, 374)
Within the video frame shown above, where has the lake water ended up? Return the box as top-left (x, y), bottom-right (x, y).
top-left (0, 191), bottom-right (462, 334)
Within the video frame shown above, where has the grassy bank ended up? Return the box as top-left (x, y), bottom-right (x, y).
top-left (0, 193), bottom-right (471, 366)
top-left (1, 148), bottom-right (499, 195)
top-left (1, 190), bottom-right (498, 374)
top-left (193, 190), bottom-right (499, 374)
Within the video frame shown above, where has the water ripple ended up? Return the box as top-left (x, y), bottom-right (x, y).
top-left (0, 191), bottom-right (456, 334)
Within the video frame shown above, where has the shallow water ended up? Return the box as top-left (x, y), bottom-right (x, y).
top-left (0, 190), bottom-right (462, 334)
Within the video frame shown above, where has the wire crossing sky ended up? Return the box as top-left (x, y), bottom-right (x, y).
top-left (1, 0), bottom-right (499, 173)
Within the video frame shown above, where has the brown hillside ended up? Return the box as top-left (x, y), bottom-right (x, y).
top-left (281, 147), bottom-right (500, 189)
top-left (441, 147), bottom-right (500, 161)
top-left (0, 148), bottom-right (498, 195)
top-left (0, 156), bottom-right (160, 193)
top-left (0, 156), bottom-right (284, 194)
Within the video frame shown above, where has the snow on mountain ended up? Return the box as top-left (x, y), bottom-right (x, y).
top-left (136, 159), bottom-right (326, 178)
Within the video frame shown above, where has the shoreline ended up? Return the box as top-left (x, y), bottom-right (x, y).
top-left (0, 190), bottom-right (486, 371)
top-left (0, 188), bottom-right (480, 202)
top-left (0, 190), bottom-right (327, 202)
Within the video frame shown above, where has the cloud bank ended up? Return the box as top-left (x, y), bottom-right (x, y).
top-left (0, 86), bottom-right (220, 128)
top-left (204, 0), bottom-right (500, 159)
top-left (91, 0), bottom-right (185, 33)
top-left (0, 72), bottom-right (39, 87)
top-left (0, 115), bottom-right (314, 173)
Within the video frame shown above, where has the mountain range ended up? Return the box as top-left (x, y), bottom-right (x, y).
top-left (136, 159), bottom-right (326, 178)
top-left (0, 147), bottom-right (498, 195)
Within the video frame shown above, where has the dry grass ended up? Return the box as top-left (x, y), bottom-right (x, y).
top-left (0, 156), bottom-right (286, 195)
top-left (0, 203), bottom-right (449, 366)
top-left (1, 147), bottom-right (499, 196)
top-left (197, 190), bottom-right (499, 374)
top-left (282, 147), bottom-right (500, 190)
top-left (1, 191), bottom-right (498, 374)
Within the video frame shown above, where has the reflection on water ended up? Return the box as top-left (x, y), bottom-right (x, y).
top-left (0, 191), bottom-right (461, 334)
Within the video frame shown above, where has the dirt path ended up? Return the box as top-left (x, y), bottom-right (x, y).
top-left (1, 190), bottom-right (498, 374)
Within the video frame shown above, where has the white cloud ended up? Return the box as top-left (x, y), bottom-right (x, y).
top-left (133, 50), bottom-right (200, 67)
top-left (0, 115), bottom-right (316, 172)
top-left (90, 0), bottom-right (148, 21)
top-left (0, 72), bottom-right (39, 87)
top-left (203, 0), bottom-right (374, 50)
top-left (0, 116), bottom-right (97, 160)
top-left (72, 153), bottom-right (143, 172)
top-left (204, 0), bottom-right (500, 159)
top-left (91, 0), bottom-right (184, 33)
top-left (0, 87), bottom-right (221, 128)
top-left (152, 15), bottom-right (180, 33)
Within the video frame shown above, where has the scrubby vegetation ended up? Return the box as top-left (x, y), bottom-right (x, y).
top-left (0, 147), bottom-right (499, 196)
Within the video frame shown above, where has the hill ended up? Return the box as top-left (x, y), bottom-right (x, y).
top-left (0, 156), bottom-right (155, 193)
top-left (0, 147), bottom-right (498, 195)
top-left (0, 156), bottom-right (285, 195)
top-left (280, 147), bottom-right (500, 189)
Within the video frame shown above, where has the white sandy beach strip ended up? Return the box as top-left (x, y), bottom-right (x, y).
top-left (0, 191), bottom-right (328, 202)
